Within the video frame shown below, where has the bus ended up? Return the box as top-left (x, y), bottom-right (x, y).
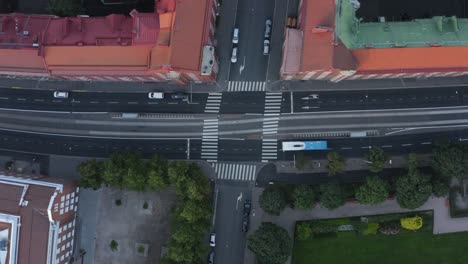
top-left (281, 141), bottom-right (328, 151)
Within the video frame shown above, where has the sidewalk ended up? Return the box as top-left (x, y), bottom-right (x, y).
top-left (275, 154), bottom-right (432, 174)
top-left (247, 186), bottom-right (468, 264)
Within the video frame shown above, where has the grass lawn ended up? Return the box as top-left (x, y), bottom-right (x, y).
top-left (292, 230), bottom-right (468, 264)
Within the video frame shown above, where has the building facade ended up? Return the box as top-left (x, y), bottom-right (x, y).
top-left (0, 0), bottom-right (219, 84)
top-left (281, 0), bottom-right (468, 82)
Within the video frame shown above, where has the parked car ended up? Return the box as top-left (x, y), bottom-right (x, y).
top-left (231, 47), bottom-right (238, 63)
top-left (264, 19), bottom-right (272, 39)
top-left (170, 92), bottom-right (188, 100)
top-left (53, 91), bottom-right (68, 98)
top-left (242, 215), bottom-right (249, 233)
top-left (209, 233), bottom-right (216, 247)
top-left (148, 92), bottom-right (164, 99)
top-left (243, 200), bottom-right (251, 216)
top-left (232, 28), bottom-right (239, 44)
top-left (208, 251), bottom-right (215, 264)
top-left (263, 39), bottom-right (270, 55)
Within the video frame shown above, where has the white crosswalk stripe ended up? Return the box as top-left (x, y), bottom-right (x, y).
top-left (261, 92), bottom-right (282, 162)
top-left (227, 81), bottom-right (266, 92)
top-left (201, 119), bottom-right (219, 162)
top-left (205, 93), bottom-right (222, 113)
top-left (264, 92), bottom-right (282, 116)
top-left (212, 163), bottom-right (257, 181)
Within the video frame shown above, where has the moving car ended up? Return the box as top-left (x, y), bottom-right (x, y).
top-left (263, 39), bottom-right (270, 55)
top-left (170, 92), bottom-right (188, 100)
top-left (148, 92), bottom-right (164, 99)
top-left (243, 200), bottom-right (251, 216)
top-left (231, 47), bottom-right (238, 63)
top-left (53, 91), bottom-right (68, 98)
top-left (209, 233), bottom-right (216, 247)
top-left (232, 28), bottom-right (239, 44)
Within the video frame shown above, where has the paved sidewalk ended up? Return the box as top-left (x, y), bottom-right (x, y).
top-left (246, 186), bottom-right (468, 264)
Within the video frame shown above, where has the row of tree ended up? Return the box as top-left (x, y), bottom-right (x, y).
top-left (79, 153), bottom-right (213, 264)
top-left (260, 143), bottom-right (463, 215)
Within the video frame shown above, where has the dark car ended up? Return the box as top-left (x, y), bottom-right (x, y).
top-left (243, 200), bottom-right (251, 216)
top-left (208, 251), bottom-right (215, 264)
top-left (170, 92), bottom-right (189, 100)
top-left (242, 215), bottom-right (249, 233)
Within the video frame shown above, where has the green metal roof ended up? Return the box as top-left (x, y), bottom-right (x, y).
top-left (336, 0), bottom-right (468, 49)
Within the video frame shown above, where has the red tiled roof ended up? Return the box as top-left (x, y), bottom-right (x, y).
top-left (170, 0), bottom-right (210, 71)
top-left (300, 0), bottom-right (355, 72)
top-left (353, 47), bottom-right (468, 71)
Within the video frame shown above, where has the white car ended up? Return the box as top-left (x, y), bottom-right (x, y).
top-left (209, 233), bottom-right (216, 247)
top-left (231, 47), bottom-right (238, 63)
top-left (232, 28), bottom-right (239, 44)
top-left (263, 39), bottom-right (270, 55)
top-left (53, 91), bottom-right (68, 98)
top-left (148, 92), bottom-right (164, 99)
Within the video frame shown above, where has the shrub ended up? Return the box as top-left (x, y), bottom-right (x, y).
top-left (354, 222), bottom-right (367, 235)
top-left (319, 184), bottom-right (345, 209)
top-left (400, 216), bottom-right (423, 230)
top-left (115, 199), bottom-right (122, 206)
top-left (143, 201), bottom-right (149, 209)
top-left (310, 222), bottom-right (338, 234)
top-left (296, 222), bottom-right (312, 241)
top-left (137, 246), bottom-right (145, 254)
top-left (110, 240), bottom-right (118, 251)
top-left (293, 185), bottom-right (316, 209)
top-left (363, 222), bottom-right (379, 235)
top-left (379, 222), bottom-right (400, 235)
top-left (259, 187), bottom-right (287, 216)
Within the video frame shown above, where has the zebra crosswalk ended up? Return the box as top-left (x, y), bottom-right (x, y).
top-left (201, 119), bottom-right (219, 162)
top-left (262, 139), bottom-right (278, 162)
top-left (212, 163), bottom-right (257, 181)
top-left (205, 93), bottom-right (222, 113)
top-left (264, 93), bottom-right (282, 115)
top-left (227, 81), bottom-right (266, 92)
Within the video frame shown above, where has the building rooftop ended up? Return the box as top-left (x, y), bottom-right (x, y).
top-left (338, 0), bottom-right (468, 49)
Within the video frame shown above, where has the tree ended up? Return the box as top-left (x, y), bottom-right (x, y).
top-left (432, 179), bottom-right (449, 197)
top-left (295, 152), bottom-right (308, 171)
top-left (178, 199), bottom-right (212, 223)
top-left (102, 152), bottom-right (141, 189)
top-left (319, 184), bottom-right (345, 209)
top-left (110, 240), bottom-right (118, 251)
top-left (396, 154), bottom-right (432, 209)
top-left (367, 147), bottom-right (387, 173)
top-left (292, 185), bottom-right (316, 209)
top-left (147, 155), bottom-right (169, 191)
top-left (326, 152), bottom-right (345, 176)
top-left (78, 159), bottom-right (103, 190)
top-left (48, 0), bottom-right (81, 17)
top-left (247, 222), bottom-right (292, 264)
top-left (168, 161), bottom-right (190, 195)
top-left (296, 222), bottom-right (312, 241)
top-left (259, 187), bottom-right (287, 216)
top-left (432, 142), bottom-right (468, 181)
top-left (355, 176), bottom-right (389, 205)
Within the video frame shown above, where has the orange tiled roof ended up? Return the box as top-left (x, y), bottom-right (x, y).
top-left (0, 49), bottom-right (47, 73)
top-left (353, 47), bottom-right (468, 71)
top-left (170, 0), bottom-right (209, 71)
top-left (44, 46), bottom-right (152, 70)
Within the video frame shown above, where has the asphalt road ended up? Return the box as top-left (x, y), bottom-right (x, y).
top-left (214, 182), bottom-right (252, 264)
top-left (282, 86), bottom-right (464, 113)
top-left (228, 0), bottom-right (274, 81)
top-left (0, 88), bottom-right (208, 113)
top-left (0, 130), bottom-right (201, 160)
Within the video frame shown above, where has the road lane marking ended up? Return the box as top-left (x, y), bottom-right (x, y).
top-left (401, 143), bottom-right (412, 147)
